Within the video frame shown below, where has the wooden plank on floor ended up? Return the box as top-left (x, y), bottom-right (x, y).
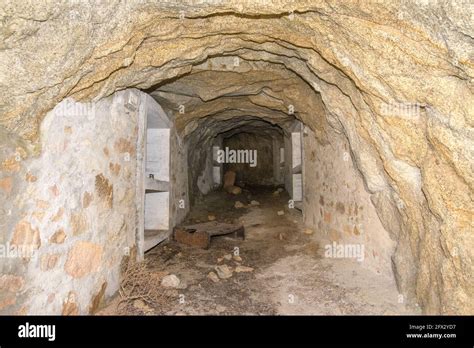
top-left (173, 221), bottom-right (245, 249)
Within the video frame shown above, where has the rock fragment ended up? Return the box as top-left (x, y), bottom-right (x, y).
top-left (207, 272), bottom-right (219, 283)
top-left (208, 214), bottom-right (216, 221)
top-left (234, 201), bottom-right (245, 208)
top-left (161, 274), bottom-right (180, 288)
top-left (235, 265), bottom-right (254, 273)
top-left (215, 264), bottom-right (233, 279)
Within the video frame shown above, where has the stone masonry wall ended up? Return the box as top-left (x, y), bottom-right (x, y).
top-left (303, 126), bottom-right (396, 279)
top-left (0, 91), bottom-right (139, 314)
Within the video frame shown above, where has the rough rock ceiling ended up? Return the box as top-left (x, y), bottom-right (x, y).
top-left (147, 59), bottom-right (321, 138)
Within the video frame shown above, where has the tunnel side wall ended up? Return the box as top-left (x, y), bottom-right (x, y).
top-left (302, 127), bottom-right (395, 278)
top-left (0, 91), bottom-right (141, 314)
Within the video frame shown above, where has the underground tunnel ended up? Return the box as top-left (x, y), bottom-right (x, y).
top-left (0, 1), bottom-right (472, 317)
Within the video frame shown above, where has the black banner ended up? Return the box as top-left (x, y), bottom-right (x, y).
top-left (0, 315), bottom-right (472, 346)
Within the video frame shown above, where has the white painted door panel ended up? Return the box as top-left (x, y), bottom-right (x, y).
top-left (144, 192), bottom-right (169, 230)
top-left (146, 128), bottom-right (170, 181)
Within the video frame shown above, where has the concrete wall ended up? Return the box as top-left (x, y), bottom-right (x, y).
top-left (169, 122), bottom-right (189, 228)
top-left (283, 122), bottom-right (303, 201)
top-left (302, 126), bottom-right (395, 277)
top-left (272, 136), bottom-right (284, 185)
top-left (0, 91), bottom-right (140, 314)
top-left (196, 147), bottom-right (215, 196)
top-left (212, 136), bottom-right (224, 187)
top-left (284, 133), bottom-right (293, 196)
top-left (138, 92), bottom-right (189, 253)
top-left (143, 92), bottom-right (189, 232)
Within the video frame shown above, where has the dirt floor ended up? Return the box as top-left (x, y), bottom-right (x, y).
top-left (99, 186), bottom-right (419, 315)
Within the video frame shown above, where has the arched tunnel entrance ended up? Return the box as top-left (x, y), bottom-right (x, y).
top-left (0, 2), bottom-right (471, 317)
top-left (120, 58), bottom-right (406, 315)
